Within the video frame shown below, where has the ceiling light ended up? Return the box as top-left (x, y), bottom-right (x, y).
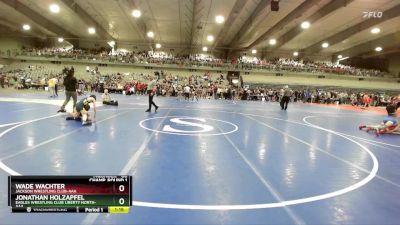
top-left (371, 27), bottom-right (380, 34)
top-left (202, 46), bottom-right (208, 52)
top-left (156, 43), bottom-right (161, 49)
top-left (215, 15), bottom-right (225, 24)
top-left (375, 46), bottom-right (382, 52)
top-left (207, 35), bottom-right (214, 42)
top-left (321, 42), bottom-right (329, 48)
top-left (147, 31), bottom-right (154, 38)
top-left (58, 37), bottom-right (64, 43)
top-left (293, 51), bottom-right (299, 56)
top-left (108, 40), bottom-right (116, 47)
top-left (269, 38), bottom-right (276, 45)
top-left (337, 55), bottom-right (342, 59)
top-left (88, 27), bottom-right (96, 34)
top-left (301, 21), bottom-right (310, 29)
top-left (251, 49), bottom-right (257, 54)
top-left (49, 4), bottom-right (60, 13)
top-left (22, 24), bottom-right (30, 30)
top-left (132, 9), bottom-right (141, 18)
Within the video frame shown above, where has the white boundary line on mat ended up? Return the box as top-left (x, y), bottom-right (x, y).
top-left (0, 98), bottom-right (378, 211)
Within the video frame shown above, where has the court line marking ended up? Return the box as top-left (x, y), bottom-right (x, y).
top-left (298, 115), bottom-right (400, 148)
top-left (82, 110), bottom-right (172, 225)
top-left (0, 112), bottom-right (129, 163)
top-left (301, 116), bottom-right (400, 188)
top-left (189, 108), bottom-right (398, 148)
top-left (0, 114), bottom-right (62, 175)
top-left (171, 107), bottom-right (389, 144)
top-left (130, 110), bottom-right (379, 210)
top-left (332, 132), bottom-right (400, 148)
top-left (1, 103), bottom-right (384, 156)
top-left (0, 100), bottom-right (379, 210)
top-left (217, 125), bottom-right (304, 225)
top-left (11, 106), bottom-right (52, 113)
top-left (0, 97), bottom-right (65, 107)
top-left (245, 115), bottom-right (399, 188)
top-left (0, 99), bottom-right (390, 144)
top-left (0, 96), bottom-right (387, 115)
top-left (212, 109), bottom-right (398, 187)
top-left (139, 116), bottom-right (238, 136)
top-left (0, 121), bottom-right (30, 128)
top-left (130, 118), bottom-right (378, 210)
top-left (0, 107), bottom-right (129, 128)
top-left (0, 97), bottom-right (104, 112)
top-left (351, 137), bottom-right (400, 154)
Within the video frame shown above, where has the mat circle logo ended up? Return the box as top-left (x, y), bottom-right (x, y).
top-left (139, 116), bottom-right (238, 136)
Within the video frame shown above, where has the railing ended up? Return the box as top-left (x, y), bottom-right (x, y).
top-left (1, 51), bottom-right (393, 78)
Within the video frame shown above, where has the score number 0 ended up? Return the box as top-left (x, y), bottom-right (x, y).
top-left (118, 185), bottom-right (126, 205)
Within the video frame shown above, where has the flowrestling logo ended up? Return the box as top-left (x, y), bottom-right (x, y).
top-left (139, 116), bottom-right (238, 136)
top-left (362, 11), bottom-right (383, 18)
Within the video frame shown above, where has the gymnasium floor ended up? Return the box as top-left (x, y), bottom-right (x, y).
top-left (0, 91), bottom-right (399, 225)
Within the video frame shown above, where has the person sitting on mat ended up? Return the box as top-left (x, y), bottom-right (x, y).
top-left (66, 95), bottom-right (97, 126)
top-left (359, 104), bottom-right (399, 136)
top-left (102, 89), bottom-right (118, 106)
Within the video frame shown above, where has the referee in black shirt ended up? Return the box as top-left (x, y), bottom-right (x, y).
top-left (58, 68), bottom-right (78, 113)
top-left (145, 76), bottom-right (159, 112)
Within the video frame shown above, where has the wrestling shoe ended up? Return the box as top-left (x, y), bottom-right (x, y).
top-left (82, 121), bottom-right (92, 126)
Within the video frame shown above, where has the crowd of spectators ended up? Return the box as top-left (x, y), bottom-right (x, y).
top-left (80, 72), bottom-right (399, 108)
top-left (0, 67), bottom-right (62, 90)
top-left (1, 64), bottom-right (398, 109)
top-left (243, 86), bottom-right (397, 107)
top-left (11, 47), bottom-right (391, 77)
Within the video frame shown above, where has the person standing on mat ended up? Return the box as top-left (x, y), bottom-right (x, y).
top-left (58, 68), bottom-right (78, 113)
top-left (54, 75), bottom-right (59, 97)
top-left (183, 84), bottom-right (191, 101)
top-left (145, 76), bottom-right (159, 112)
top-left (48, 76), bottom-right (58, 98)
top-left (280, 85), bottom-right (293, 110)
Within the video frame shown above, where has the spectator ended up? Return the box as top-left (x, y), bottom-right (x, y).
top-left (48, 76), bottom-right (57, 97)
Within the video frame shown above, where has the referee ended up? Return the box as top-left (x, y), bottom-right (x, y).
top-left (145, 76), bottom-right (159, 112)
top-left (280, 85), bottom-right (293, 110)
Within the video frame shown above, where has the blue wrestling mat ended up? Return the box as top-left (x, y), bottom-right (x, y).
top-left (0, 93), bottom-right (399, 225)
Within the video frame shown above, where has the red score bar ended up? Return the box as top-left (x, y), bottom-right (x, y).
top-left (9, 176), bottom-right (133, 208)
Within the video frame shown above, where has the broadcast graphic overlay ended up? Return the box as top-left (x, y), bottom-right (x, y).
top-left (8, 176), bottom-right (132, 213)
